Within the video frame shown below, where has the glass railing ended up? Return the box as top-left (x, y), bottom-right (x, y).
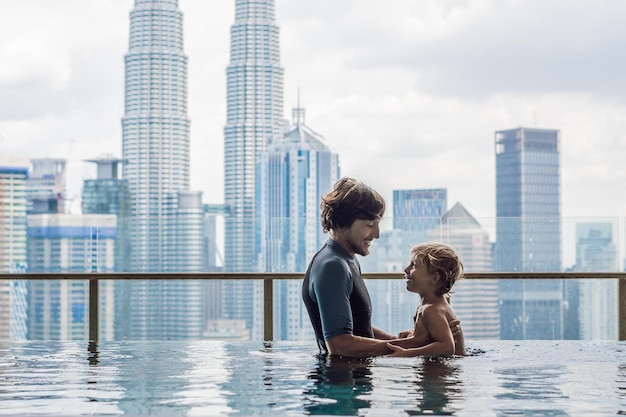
top-left (1, 272), bottom-right (625, 342)
top-left (1, 215), bottom-right (624, 342)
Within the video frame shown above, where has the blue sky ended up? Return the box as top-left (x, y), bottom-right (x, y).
top-left (2, 0), bottom-right (626, 235)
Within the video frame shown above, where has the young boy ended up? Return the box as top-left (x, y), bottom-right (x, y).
top-left (387, 242), bottom-right (466, 357)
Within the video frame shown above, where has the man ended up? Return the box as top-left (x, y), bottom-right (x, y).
top-left (302, 177), bottom-right (460, 358)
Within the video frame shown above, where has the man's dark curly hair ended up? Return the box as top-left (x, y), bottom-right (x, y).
top-left (320, 177), bottom-right (386, 233)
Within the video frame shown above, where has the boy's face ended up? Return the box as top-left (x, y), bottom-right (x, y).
top-left (404, 259), bottom-right (437, 294)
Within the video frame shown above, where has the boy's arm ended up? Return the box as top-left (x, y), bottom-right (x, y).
top-left (325, 323), bottom-right (421, 357)
top-left (387, 306), bottom-right (456, 357)
top-left (388, 318), bottom-right (461, 349)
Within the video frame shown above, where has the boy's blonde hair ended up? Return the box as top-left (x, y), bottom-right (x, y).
top-left (411, 242), bottom-right (464, 296)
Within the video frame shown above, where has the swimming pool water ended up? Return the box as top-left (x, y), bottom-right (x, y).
top-left (0, 340), bottom-right (625, 416)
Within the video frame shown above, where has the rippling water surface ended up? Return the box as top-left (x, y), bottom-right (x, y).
top-left (0, 340), bottom-right (625, 416)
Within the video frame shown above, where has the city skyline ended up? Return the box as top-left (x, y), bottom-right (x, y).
top-left (2, 0), bottom-right (626, 228)
top-left (1, 0), bottom-right (624, 343)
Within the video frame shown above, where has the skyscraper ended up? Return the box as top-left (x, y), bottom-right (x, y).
top-left (359, 228), bottom-right (417, 335)
top-left (82, 156), bottom-right (131, 272)
top-left (393, 188), bottom-right (447, 242)
top-left (202, 203), bottom-right (228, 329)
top-left (121, 0), bottom-right (203, 339)
top-left (224, 0), bottom-right (284, 273)
top-left (82, 156), bottom-right (132, 339)
top-left (223, 0), bottom-right (284, 339)
top-left (574, 222), bottom-right (618, 340)
top-left (26, 158), bottom-right (66, 215)
top-left (258, 105), bottom-right (339, 340)
top-left (495, 127), bottom-right (563, 339)
top-left (0, 155), bottom-right (29, 341)
top-left (122, 0), bottom-right (190, 273)
top-left (361, 188), bottom-right (447, 335)
top-left (430, 202), bottom-right (499, 339)
top-left (26, 214), bottom-right (117, 340)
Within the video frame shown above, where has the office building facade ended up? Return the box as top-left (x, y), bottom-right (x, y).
top-left (0, 155), bottom-right (29, 340)
top-left (495, 127), bottom-right (563, 339)
top-left (360, 188), bottom-right (448, 334)
top-left (393, 188), bottom-right (447, 244)
top-left (121, 0), bottom-right (204, 339)
top-left (82, 157), bottom-right (133, 339)
top-left (26, 214), bottom-right (117, 340)
top-left (430, 202), bottom-right (499, 339)
top-left (82, 157), bottom-right (131, 273)
top-left (359, 228), bottom-right (417, 335)
top-left (26, 158), bottom-right (66, 215)
top-left (258, 106), bottom-right (339, 340)
top-left (122, 0), bottom-right (191, 272)
top-left (574, 222), bottom-right (618, 340)
top-left (223, 0), bottom-right (284, 339)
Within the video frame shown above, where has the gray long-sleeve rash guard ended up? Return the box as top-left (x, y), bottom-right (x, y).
top-left (302, 239), bottom-right (374, 355)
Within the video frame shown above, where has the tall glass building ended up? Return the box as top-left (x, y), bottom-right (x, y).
top-left (223, 0), bottom-right (284, 339)
top-left (359, 188), bottom-right (448, 335)
top-left (26, 158), bottom-right (66, 215)
top-left (26, 214), bottom-right (117, 340)
top-left (82, 157), bottom-right (132, 339)
top-left (224, 0), bottom-right (284, 273)
top-left (121, 0), bottom-right (203, 339)
top-left (431, 202), bottom-right (499, 339)
top-left (574, 222), bottom-right (618, 340)
top-left (393, 188), bottom-right (447, 242)
top-left (122, 0), bottom-right (190, 273)
top-left (82, 157), bottom-right (131, 273)
top-left (0, 155), bottom-right (29, 341)
top-left (495, 127), bottom-right (563, 339)
top-left (258, 105), bottom-right (339, 340)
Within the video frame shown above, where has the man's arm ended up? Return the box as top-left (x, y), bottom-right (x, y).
top-left (326, 333), bottom-right (392, 358)
top-left (372, 326), bottom-right (395, 340)
top-left (324, 319), bottom-right (459, 358)
top-left (397, 329), bottom-right (414, 338)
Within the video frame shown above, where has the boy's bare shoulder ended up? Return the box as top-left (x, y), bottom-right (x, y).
top-left (422, 299), bottom-right (457, 320)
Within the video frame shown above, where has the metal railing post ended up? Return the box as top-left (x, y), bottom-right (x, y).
top-left (89, 277), bottom-right (99, 342)
top-left (264, 278), bottom-right (273, 341)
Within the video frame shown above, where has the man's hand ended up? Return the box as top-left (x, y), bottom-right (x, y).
top-left (397, 329), bottom-right (413, 338)
top-left (386, 343), bottom-right (412, 357)
top-left (449, 320), bottom-right (462, 338)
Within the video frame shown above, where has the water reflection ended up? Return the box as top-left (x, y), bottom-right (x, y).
top-left (617, 363), bottom-right (626, 414)
top-left (169, 340), bottom-right (233, 417)
top-left (261, 341), bottom-right (275, 393)
top-left (87, 341), bottom-right (99, 366)
top-left (494, 364), bottom-right (568, 416)
top-left (304, 355), bottom-right (374, 415)
top-left (115, 341), bottom-right (194, 416)
top-left (495, 365), bottom-right (567, 400)
top-left (404, 357), bottom-right (462, 415)
top-left (85, 342), bottom-right (100, 405)
top-left (0, 342), bottom-right (125, 415)
top-left (1, 340), bottom-right (623, 415)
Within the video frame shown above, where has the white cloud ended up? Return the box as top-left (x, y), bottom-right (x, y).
top-left (2, 0), bottom-right (626, 231)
